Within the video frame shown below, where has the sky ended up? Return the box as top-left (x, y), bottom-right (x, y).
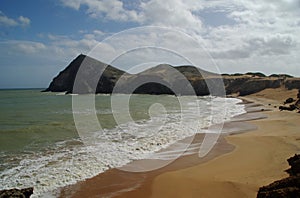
top-left (0, 0), bottom-right (299, 88)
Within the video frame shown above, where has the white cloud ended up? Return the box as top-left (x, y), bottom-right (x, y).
top-left (85, 27), bottom-right (222, 74)
top-left (209, 33), bottom-right (297, 59)
top-left (139, 0), bottom-right (204, 33)
top-left (0, 11), bottom-right (30, 27)
top-left (60, 0), bottom-right (205, 33)
top-left (18, 16), bottom-right (31, 26)
top-left (60, 0), bottom-right (141, 22)
top-left (0, 12), bottom-right (18, 26)
top-left (1, 30), bottom-right (100, 60)
top-left (59, 0), bottom-right (300, 75)
top-left (8, 41), bottom-right (46, 54)
top-left (249, 34), bottom-right (297, 56)
top-left (6, 0), bottom-right (298, 77)
top-left (93, 30), bottom-right (106, 36)
top-left (60, 0), bottom-right (82, 10)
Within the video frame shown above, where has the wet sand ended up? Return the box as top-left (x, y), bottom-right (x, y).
top-left (59, 133), bottom-right (238, 198)
top-left (148, 88), bottom-right (300, 198)
top-left (59, 88), bottom-right (300, 198)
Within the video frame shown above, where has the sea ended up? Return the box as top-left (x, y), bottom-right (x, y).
top-left (0, 89), bottom-right (246, 197)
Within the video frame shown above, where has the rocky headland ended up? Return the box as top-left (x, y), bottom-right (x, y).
top-left (44, 54), bottom-right (300, 96)
top-left (39, 54), bottom-right (300, 197)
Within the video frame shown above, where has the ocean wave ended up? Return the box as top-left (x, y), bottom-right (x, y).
top-left (0, 96), bottom-right (245, 197)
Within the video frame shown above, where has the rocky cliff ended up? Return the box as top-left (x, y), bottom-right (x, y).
top-left (44, 54), bottom-right (300, 96)
top-left (43, 54), bottom-right (126, 94)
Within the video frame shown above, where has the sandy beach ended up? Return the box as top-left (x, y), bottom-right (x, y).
top-left (148, 88), bottom-right (299, 198)
top-left (59, 88), bottom-right (300, 198)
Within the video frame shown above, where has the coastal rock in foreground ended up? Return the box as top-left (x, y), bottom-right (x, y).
top-left (44, 54), bottom-right (300, 96)
top-left (257, 154), bottom-right (300, 198)
top-left (0, 187), bottom-right (33, 198)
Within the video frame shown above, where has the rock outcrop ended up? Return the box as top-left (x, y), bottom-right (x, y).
top-left (223, 77), bottom-right (281, 96)
top-left (285, 79), bottom-right (300, 90)
top-left (295, 90), bottom-right (300, 110)
top-left (279, 89), bottom-right (300, 112)
top-left (257, 154), bottom-right (300, 198)
top-left (284, 98), bottom-right (295, 104)
top-left (0, 187), bottom-right (33, 198)
top-left (43, 54), bottom-right (126, 94)
top-left (44, 54), bottom-right (300, 96)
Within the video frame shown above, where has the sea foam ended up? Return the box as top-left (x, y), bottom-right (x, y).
top-left (0, 96), bottom-right (245, 197)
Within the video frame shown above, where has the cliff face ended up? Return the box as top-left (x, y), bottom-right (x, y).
top-left (44, 54), bottom-right (85, 93)
top-left (285, 79), bottom-right (300, 90)
top-left (44, 54), bottom-right (126, 94)
top-left (44, 54), bottom-right (300, 95)
top-left (223, 78), bottom-right (282, 96)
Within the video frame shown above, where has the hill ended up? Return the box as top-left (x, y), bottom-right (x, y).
top-left (44, 54), bottom-right (300, 96)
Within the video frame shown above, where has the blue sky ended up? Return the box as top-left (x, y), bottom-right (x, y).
top-left (0, 0), bottom-right (299, 88)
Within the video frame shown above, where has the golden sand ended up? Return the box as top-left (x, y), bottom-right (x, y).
top-left (60, 88), bottom-right (300, 198)
top-left (148, 88), bottom-right (300, 198)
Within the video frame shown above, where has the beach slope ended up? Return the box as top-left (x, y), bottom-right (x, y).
top-left (148, 89), bottom-right (299, 198)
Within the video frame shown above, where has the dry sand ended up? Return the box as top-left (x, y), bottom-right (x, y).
top-left (60, 88), bottom-right (300, 198)
top-left (148, 88), bottom-right (300, 198)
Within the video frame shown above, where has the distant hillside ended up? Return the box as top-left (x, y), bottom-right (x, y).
top-left (44, 54), bottom-right (127, 94)
top-left (44, 54), bottom-right (300, 96)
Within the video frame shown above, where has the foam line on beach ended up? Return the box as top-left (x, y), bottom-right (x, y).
top-left (57, 97), bottom-right (270, 197)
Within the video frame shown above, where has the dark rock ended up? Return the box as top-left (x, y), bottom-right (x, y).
top-left (295, 100), bottom-right (300, 109)
top-left (290, 105), bottom-right (297, 110)
top-left (285, 79), bottom-right (300, 90)
top-left (223, 77), bottom-right (282, 96)
top-left (281, 92), bottom-right (300, 111)
top-left (239, 79), bottom-right (281, 96)
top-left (257, 154), bottom-right (300, 198)
top-left (279, 104), bottom-right (298, 111)
top-left (269, 74), bottom-right (294, 78)
top-left (245, 72), bottom-right (266, 77)
top-left (287, 154), bottom-right (300, 176)
top-left (44, 55), bottom-right (221, 96)
top-left (43, 54), bottom-right (300, 96)
top-left (279, 105), bottom-right (296, 111)
top-left (257, 185), bottom-right (300, 198)
top-left (0, 187), bottom-right (33, 198)
top-left (43, 54), bottom-right (126, 94)
top-left (295, 90), bottom-right (300, 109)
top-left (284, 98), bottom-right (295, 104)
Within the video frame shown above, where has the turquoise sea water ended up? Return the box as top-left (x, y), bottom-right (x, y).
top-left (0, 89), bottom-right (245, 196)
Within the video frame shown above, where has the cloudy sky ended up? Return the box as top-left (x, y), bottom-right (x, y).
top-left (0, 0), bottom-right (299, 88)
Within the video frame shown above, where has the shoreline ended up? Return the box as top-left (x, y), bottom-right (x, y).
top-left (143, 89), bottom-right (299, 198)
top-left (58, 88), bottom-right (300, 198)
top-left (58, 97), bottom-right (270, 197)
